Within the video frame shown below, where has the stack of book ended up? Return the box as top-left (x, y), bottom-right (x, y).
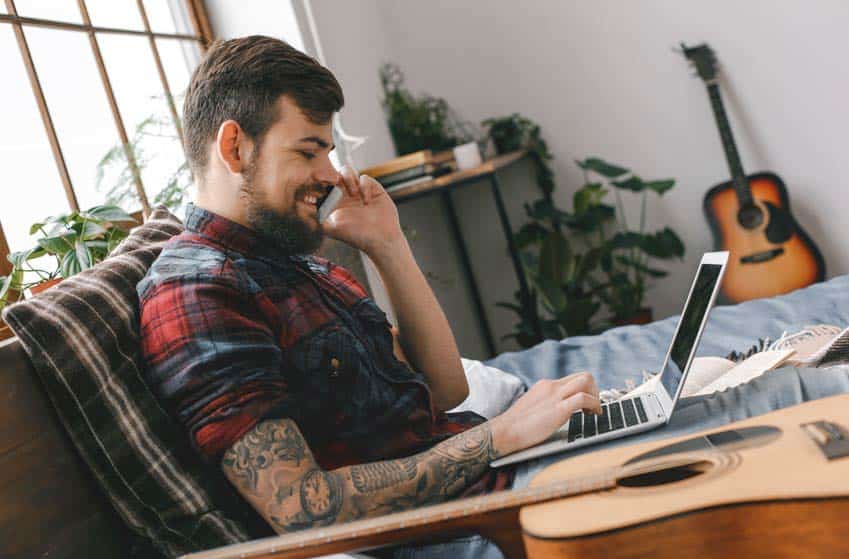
top-left (362, 150), bottom-right (454, 192)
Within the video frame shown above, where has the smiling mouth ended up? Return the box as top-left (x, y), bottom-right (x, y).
top-left (297, 187), bottom-right (330, 211)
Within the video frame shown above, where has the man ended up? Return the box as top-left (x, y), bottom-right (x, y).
top-left (138, 35), bottom-right (601, 538)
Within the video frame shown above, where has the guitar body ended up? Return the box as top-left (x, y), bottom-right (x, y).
top-left (704, 172), bottom-right (825, 303)
top-left (520, 394), bottom-right (849, 558)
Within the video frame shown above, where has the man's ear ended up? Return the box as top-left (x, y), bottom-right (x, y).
top-left (215, 120), bottom-right (252, 175)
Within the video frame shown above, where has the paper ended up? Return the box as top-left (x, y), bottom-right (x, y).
top-left (694, 349), bottom-right (795, 396)
top-left (769, 325), bottom-right (845, 364)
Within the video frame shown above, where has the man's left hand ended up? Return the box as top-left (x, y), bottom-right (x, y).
top-left (322, 165), bottom-right (404, 257)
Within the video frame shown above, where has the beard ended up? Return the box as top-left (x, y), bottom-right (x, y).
top-left (241, 157), bottom-right (325, 256)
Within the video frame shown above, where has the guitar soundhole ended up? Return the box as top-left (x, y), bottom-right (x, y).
top-left (737, 204), bottom-right (764, 229)
top-left (617, 459), bottom-right (714, 488)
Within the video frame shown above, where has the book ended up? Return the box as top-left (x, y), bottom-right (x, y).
top-left (376, 164), bottom-right (435, 186)
top-left (385, 175), bottom-right (434, 193)
top-left (362, 150), bottom-right (433, 178)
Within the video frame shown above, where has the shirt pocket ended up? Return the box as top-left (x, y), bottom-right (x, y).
top-left (289, 323), bottom-right (391, 432)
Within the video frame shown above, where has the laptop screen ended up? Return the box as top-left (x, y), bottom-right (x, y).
top-left (659, 263), bottom-right (723, 400)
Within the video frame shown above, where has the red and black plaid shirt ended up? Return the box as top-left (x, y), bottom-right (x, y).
top-left (138, 204), bottom-right (510, 494)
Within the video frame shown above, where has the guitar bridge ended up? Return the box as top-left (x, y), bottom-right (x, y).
top-left (740, 247), bottom-right (785, 264)
top-left (800, 420), bottom-right (849, 460)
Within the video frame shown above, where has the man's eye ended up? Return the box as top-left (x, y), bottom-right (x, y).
top-left (299, 151), bottom-right (316, 160)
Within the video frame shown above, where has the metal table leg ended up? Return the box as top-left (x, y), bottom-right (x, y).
top-left (489, 172), bottom-right (539, 338)
top-left (440, 190), bottom-right (497, 357)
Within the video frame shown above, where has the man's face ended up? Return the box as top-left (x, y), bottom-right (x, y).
top-left (240, 95), bottom-right (339, 255)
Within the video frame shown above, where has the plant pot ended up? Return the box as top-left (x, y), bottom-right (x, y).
top-left (613, 307), bottom-right (653, 326)
top-left (28, 278), bottom-right (62, 296)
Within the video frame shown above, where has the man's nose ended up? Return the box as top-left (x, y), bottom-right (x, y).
top-left (314, 159), bottom-right (342, 186)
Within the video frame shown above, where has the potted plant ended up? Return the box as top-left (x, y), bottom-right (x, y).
top-left (379, 62), bottom-right (473, 156)
top-left (0, 205), bottom-right (136, 309)
top-left (574, 157), bottom-right (685, 324)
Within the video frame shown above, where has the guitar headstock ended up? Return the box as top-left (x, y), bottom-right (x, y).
top-left (681, 43), bottom-right (718, 83)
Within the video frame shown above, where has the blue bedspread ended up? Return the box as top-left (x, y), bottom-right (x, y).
top-left (487, 274), bottom-right (849, 393)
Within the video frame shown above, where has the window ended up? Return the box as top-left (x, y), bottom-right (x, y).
top-left (0, 0), bottom-right (212, 338)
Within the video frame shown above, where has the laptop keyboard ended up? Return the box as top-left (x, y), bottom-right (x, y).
top-left (566, 397), bottom-right (650, 443)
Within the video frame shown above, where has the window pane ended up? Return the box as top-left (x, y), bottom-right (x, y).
top-left (97, 32), bottom-right (191, 214)
top-left (144, 0), bottom-right (193, 34)
top-left (156, 38), bottom-right (200, 113)
top-left (85, 0), bottom-right (144, 31)
top-left (24, 26), bottom-right (136, 212)
top-left (0, 26), bottom-right (71, 256)
top-left (13, 0), bottom-right (82, 24)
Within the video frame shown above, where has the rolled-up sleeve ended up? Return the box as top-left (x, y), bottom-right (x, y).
top-left (139, 270), bottom-right (290, 463)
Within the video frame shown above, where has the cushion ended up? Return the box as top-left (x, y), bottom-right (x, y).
top-left (1, 207), bottom-right (264, 558)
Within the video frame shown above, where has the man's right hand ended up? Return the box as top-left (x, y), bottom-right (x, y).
top-left (488, 372), bottom-right (601, 458)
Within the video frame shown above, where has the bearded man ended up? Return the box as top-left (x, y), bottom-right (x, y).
top-left (137, 34), bottom-right (600, 550)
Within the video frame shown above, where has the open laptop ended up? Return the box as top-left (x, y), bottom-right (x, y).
top-left (491, 251), bottom-right (729, 468)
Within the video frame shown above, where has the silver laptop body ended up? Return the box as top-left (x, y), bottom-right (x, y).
top-left (491, 251), bottom-right (729, 468)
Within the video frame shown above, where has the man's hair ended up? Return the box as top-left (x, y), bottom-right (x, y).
top-left (183, 35), bottom-right (344, 176)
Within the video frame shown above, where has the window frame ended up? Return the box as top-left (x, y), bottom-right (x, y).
top-left (0, 0), bottom-right (214, 339)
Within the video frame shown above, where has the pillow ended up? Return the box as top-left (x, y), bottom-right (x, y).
top-left (1, 207), bottom-right (265, 558)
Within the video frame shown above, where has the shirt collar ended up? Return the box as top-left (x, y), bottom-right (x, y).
top-left (183, 202), bottom-right (307, 267)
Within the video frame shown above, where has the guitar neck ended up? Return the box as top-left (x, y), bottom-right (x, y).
top-left (184, 471), bottom-right (618, 559)
top-left (706, 83), bottom-right (752, 205)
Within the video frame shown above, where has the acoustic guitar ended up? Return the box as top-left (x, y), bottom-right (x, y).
top-left (681, 43), bottom-right (825, 303)
top-left (181, 394), bottom-right (849, 559)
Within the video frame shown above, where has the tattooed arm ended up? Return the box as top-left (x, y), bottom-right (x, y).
top-left (222, 418), bottom-right (499, 533)
top-left (221, 373), bottom-right (601, 534)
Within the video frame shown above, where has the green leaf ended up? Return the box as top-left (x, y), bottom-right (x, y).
top-left (514, 222), bottom-right (548, 250)
top-left (534, 274), bottom-right (567, 314)
top-left (538, 231), bottom-right (572, 286)
top-left (80, 221), bottom-right (108, 240)
top-left (81, 205), bottom-right (136, 223)
top-left (640, 228), bottom-right (685, 259)
top-left (644, 179), bottom-right (675, 195)
top-left (576, 157), bottom-right (628, 178)
top-left (60, 251), bottom-right (82, 278)
top-left (0, 274), bottom-right (13, 304)
top-left (566, 204), bottom-right (615, 233)
top-left (28, 221), bottom-right (46, 235)
top-left (75, 239), bottom-right (92, 271)
top-left (612, 176), bottom-right (645, 192)
top-left (37, 234), bottom-right (76, 256)
top-left (573, 183), bottom-right (606, 213)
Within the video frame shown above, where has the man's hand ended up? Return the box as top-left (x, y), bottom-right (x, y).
top-left (489, 372), bottom-right (601, 458)
top-left (321, 165), bottom-right (404, 258)
top-left (321, 164), bottom-right (469, 411)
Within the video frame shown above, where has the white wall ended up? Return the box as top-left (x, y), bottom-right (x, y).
top-left (204, 1), bottom-right (849, 360)
top-left (373, 0), bottom-right (849, 355)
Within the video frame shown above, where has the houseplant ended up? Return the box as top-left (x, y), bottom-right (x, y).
top-left (487, 114), bottom-right (685, 347)
top-left (379, 62), bottom-right (473, 156)
top-left (575, 157), bottom-right (685, 324)
top-left (0, 205), bottom-right (136, 309)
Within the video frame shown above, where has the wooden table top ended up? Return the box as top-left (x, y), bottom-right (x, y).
top-left (387, 150), bottom-right (528, 202)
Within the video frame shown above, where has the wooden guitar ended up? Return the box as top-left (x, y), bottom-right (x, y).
top-left (682, 43), bottom-right (825, 303)
top-left (181, 394), bottom-right (849, 559)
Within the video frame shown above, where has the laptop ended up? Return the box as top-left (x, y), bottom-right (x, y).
top-left (491, 251), bottom-right (729, 468)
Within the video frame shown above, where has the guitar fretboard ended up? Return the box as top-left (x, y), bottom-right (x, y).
top-left (706, 83), bottom-right (752, 205)
top-left (183, 469), bottom-right (619, 559)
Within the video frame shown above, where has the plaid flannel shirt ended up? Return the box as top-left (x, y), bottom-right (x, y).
top-left (138, 204), bottom-right (510, 496)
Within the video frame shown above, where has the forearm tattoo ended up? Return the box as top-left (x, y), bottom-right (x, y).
top-left (222, 419), bottom-right (499, 534)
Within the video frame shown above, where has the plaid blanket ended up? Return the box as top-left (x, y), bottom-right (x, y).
top-left (1, 207), bottom-right (263, 558)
